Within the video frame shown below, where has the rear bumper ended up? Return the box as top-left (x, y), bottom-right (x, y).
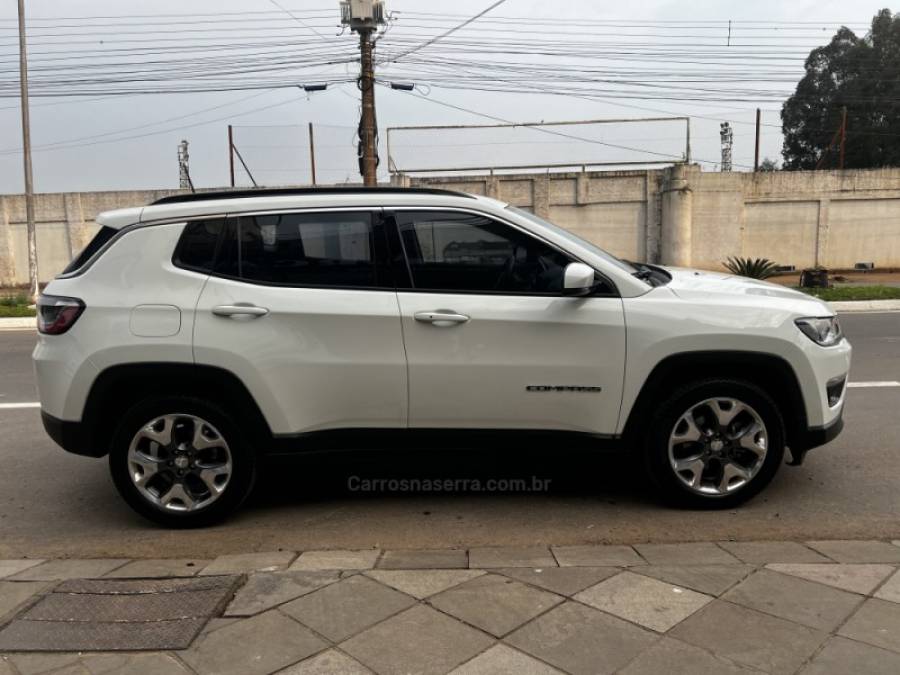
top-left (41, 410), bottom-right (105, 458)
top-left (788, 409), bottom-right (844, 466)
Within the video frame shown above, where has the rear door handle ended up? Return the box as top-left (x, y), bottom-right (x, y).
top-left (414, 311), bottom-right (470, 325)
top-left (212, 304), bottom-right (269, 318)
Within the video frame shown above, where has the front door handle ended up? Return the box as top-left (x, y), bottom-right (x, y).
top-left (414, 311), bottom-right (470, 325)
top-left (212, 304), bottom-right (269, 318)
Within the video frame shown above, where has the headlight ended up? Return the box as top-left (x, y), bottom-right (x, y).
top-left (795, 316), bottom-right (843, 346)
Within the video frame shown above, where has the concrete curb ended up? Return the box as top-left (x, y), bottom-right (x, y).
top-left (0, 317), bottom-right (35, 331)
top-left (830, 299), bottom-right (900, 313)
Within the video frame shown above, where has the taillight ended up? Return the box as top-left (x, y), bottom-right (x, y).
top-left (37, 295), bottom-right (85, 335)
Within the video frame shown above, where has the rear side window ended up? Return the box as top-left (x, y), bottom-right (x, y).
top-left (174, 219), bottom-right (224, 272)
top-left (214, 212), bottom-right (390, 288)
top-left (62, 225), bottom-right (118, 274)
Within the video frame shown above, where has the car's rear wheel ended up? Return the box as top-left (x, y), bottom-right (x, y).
top-left (109, 396), bottom-right (256, 527)
top-left (644, 379), bottom-right (785, 508)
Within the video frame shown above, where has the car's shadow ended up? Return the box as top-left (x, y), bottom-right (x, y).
top-left (248, 444), bottom-right (652, 508)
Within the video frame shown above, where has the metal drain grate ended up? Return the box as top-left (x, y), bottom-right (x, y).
top-left (0, 575), bottom-right (241, 652)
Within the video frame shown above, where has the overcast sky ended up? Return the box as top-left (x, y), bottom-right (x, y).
top-left (0, 0), bottom-right (894, 194)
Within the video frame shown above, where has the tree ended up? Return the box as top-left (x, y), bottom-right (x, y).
top-left (758, 157), bottom-right (779, 172)
top-left (782, 9), bottom-right (900, 170)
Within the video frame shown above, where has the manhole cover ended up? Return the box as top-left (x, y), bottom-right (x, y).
top-left (0, 575), bottom-right (241, 652)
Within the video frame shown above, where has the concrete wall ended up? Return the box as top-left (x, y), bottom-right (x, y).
top-left (3, 166), bottom-right (900, 285)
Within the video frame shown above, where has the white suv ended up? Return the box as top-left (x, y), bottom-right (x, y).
top-left (33, 188), bottom-right (851, 526)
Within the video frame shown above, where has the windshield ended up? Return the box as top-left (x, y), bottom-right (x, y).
top-left (507, 206), bottom-right (638, 274)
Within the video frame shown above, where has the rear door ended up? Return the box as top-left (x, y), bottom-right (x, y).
top-left (190, 209), bottom-right (407, 435)
top-left (388, 208), bottom-right (626, 435)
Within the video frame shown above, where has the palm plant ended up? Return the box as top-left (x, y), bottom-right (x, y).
top-left (723, 257), bottom-right (779, 280)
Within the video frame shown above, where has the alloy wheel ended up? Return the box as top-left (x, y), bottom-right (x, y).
top-left (127, 414), bottom-right (232, 512)
top-left (667, 397), bottom-right (768, 497)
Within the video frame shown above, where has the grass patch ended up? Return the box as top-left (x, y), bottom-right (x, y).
top-left (0, 305), bottom-right (35, 318)
top-left (797, 285), bottom-right (900, 301)
top-left (0, 293), bottom-right (29, 307)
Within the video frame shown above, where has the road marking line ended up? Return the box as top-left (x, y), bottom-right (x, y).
top-left (0, 402), bottom-right (40, 409)
top-left (847, 381), bottom-right (900, 388)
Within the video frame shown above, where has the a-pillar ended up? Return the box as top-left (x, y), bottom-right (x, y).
top-left (660, 164), bottom-right (694, 267)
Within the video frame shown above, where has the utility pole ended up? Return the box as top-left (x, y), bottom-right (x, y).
top-left (754, 108), bottom-right (761, 172)
top-left (719, 122), bottom-right (733, 172)
top-left (839, 106), bottom-right (848, 170)
top-left (227, 125), bottom-right (235, 188)
top-left (178, 140), bottom-right (191, 189)
top-left (341, 1), bottom-right (385, 186)
top-left (17, 0), bottom-right (38, 302)
top-left (308, 122), bottom-right (317, 185)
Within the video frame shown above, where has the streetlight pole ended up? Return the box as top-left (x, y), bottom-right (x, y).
top-left (17, 0), bottom-right (38, 302)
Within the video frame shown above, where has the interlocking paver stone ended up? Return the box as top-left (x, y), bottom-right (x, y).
top-left (364, 569), bottom-right (484, 599)
top-left (837, 598), bottom-right (900, 654)
top-left (0, 581), bottom-right (48, 620)
top-left (181, 610), bottom-right (326, 675)
top-left (468, 546), bottom-right (555, 568)
top-left (875, 569), bottom-right (900, 604)
top-left (225, 570), bottom-right (340, 616)
top-left (429, 573), bottom-right (563, 637)
top-left (551, 545), bottom-right (645, 567)
top-left (496, 566), bottom-right (619, 596)
top-left (377, 549), bottom-right (467, 569)
top-left (281, 574), bottom-right (415, 641)
top-left (450, 644), bottom-right (564, 674)
top-left (766, 563), bottom-right (895, 595)
top-left (618, 637), bottom-right (759, 675)
top-left (6, 653), bottom-right (83, 675)
top-left (574, 571), bottom-right (712, 632)
top-left (0, 560), bottom-right (44, 580)
top-left (8, 559), bottom-right (130, 581)
top-left (342, 604), bottom-right (494, 675)
top-left (199, 551), bottom-right (295, 575)
top-left (670, 600), bottom-right (826, 675)
top-left (80, 652), bottom-right (193, 675)
top-left (724, 569), bottom-right (862, 631)
top-left (104, 559), bottom-right (208, 578)
top-left (634, 543), bottom-right (740, 565)
top-left (289, 549), bottom-right (379, 571)
top-left (276, 649), bottom-right (373, 674)
top-left (799, 636), bottom-right (900, 675)
top-left (719, 541), bottom-right (830, 564)
top-left (807, 540), bottom-right (900, 563)
top-left (506, 601), bottom-right (656, 675)
top-left (633, 564), bottom-right (753, 596)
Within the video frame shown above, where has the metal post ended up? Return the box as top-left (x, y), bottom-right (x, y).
top-left (17, 0), bottom-right (38, 302)
top-left (359, 29), bottom-right (378, 186)
top-left (308, 122), bottom-right (317, 185)
top-left (227, 125), bottom-right (235, 188)
top-left (754, 108), bottom-right (761, 172)
top-left (839, 106), bottom-right (847, 170)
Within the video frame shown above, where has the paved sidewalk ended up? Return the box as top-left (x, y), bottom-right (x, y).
top-left (2, 540), bottom-right (900, 674)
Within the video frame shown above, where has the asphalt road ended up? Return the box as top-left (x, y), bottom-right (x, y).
top-left (0, 313), bottom-right (898, 559)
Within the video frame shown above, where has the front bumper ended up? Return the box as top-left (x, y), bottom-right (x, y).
top-left (41, 410), bottom-right (105, 458)
top-left (787, 408), bottom-right (844, 466)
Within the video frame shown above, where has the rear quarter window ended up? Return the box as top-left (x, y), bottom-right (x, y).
top-left (62, 225), bottom-right (119, 275)
top-left (173, 220), bottom-right (225, 272)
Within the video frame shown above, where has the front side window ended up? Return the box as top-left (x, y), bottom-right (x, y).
top-left (214, 212), bottom-right (388, 288)
top-left (395, 211), bottom-right (573, 294)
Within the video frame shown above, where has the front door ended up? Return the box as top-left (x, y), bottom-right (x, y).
top-left (390, 209), bottom-right (626, 435)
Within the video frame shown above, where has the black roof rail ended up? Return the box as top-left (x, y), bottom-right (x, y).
top-left (149, 186), bottom-right (475, 206)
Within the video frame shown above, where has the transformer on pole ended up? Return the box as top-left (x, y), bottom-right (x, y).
top-left (340, 1), bottom-right (386, 186)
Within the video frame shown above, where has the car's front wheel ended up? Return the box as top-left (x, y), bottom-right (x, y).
top-left (109, 396), bottom-right (256, 527)
top-left (644, 379), bottom-right (785, 508)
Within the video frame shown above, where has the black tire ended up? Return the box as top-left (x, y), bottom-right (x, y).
top-left (643, 378), bottom-right (785, 509)
top-left (109, 395), bottom-right (256, 527)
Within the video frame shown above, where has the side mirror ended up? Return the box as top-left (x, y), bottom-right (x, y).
top-left (563, 262), bottom-right (596, 296)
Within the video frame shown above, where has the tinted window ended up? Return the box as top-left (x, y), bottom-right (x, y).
top-left (217, 212), bottom-right (387, 288)
top-left (396, 211), bottom-right (573, 293)
top-left (62, 225), bottom-right (118, 274)
top-left (175, 219), bottom-right (224, 272)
